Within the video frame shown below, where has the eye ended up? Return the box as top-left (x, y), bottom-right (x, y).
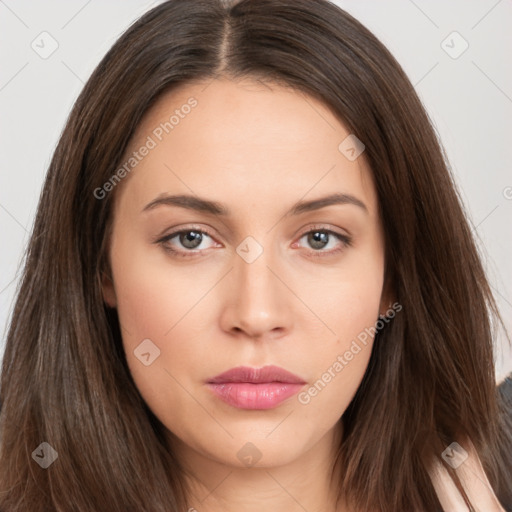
top-left (294, 226), bottom-right (352, 258)
top-left (155, 225), bottom-right (352, 259)
top-left (156, 227), bottom-right (218, 257)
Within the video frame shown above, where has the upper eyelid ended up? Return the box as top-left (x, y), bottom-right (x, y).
top-left (158, 226), bottom-right (217, 243)
top-left (159, 224), bottom-right (348, 238)
top-left (159, 224), bottom-right (350, 248)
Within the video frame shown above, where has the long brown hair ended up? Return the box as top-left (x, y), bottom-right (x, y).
top-left (1, 0), bottom-right (510, 510)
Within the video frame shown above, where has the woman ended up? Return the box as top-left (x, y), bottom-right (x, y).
top-left (0, 0), bottom-right (510, 510)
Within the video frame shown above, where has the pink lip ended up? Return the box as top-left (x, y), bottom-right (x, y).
top-left (206, 365), bottom-right (306, 410)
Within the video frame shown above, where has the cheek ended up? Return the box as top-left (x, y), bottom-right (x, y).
top-left (292, 296), bottom-right (380, 440)
top-left (297, 349), bottom-right (372, 435)
top-left (109, 230), bottom-right (208, 343)
top-left (108, 232), bottom-right (224, 426)
top-left (112, 264), bottom-right (207, 439)
top-left (293, 253), bottom-right (384, 420)
top-left (294, 245), bottom-right (384, 346)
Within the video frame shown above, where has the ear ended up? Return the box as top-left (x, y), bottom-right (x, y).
top-left (101, 271), bottom-right (117, 308)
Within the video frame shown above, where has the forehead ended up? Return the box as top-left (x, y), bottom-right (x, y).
top-left (116, 77), bottom-right (378, 217)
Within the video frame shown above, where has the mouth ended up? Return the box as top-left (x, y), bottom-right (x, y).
top-left (206, 365), bottom-right (306, 410)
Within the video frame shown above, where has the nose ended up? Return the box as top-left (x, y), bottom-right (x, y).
top-left (218, 241), bottom-right (293, 341)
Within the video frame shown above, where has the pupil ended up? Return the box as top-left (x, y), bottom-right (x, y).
top-left (309, 231), bottom-right (328, 249)
top-left (181, 231), bottom-right (202, 249)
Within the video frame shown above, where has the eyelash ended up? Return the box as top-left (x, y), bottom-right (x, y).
top-left (155, 224), bottom-right (352, 259)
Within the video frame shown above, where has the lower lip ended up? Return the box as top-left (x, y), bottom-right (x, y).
top-left (206, 382), bottom-right (304, 410)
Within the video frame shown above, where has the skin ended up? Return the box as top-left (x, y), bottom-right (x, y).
top-left (102, 77), bottom-right (392, 512)
top-left (431, 439), bottom-right (506, 511)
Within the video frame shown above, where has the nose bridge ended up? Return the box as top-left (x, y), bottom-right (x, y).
top-left (236, 234), bottom-right (280, 309)
top-left (223, 234), bottom-right (291, 337)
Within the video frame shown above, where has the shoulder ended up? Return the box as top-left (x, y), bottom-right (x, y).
top-left (429, 437), bottom-right (506, 511)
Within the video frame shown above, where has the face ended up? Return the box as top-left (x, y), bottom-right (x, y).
top-left (102, 77), bottom-right (389, 472)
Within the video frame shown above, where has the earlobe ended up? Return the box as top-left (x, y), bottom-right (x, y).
top-left (101, 271), bottom-right (117, 308)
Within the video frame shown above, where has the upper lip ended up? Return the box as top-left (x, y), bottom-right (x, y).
top-left (207, 365), bottom-right (306, 384)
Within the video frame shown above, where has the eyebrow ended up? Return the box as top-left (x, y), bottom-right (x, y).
top-left (142, 192), bottom-right (368, 216)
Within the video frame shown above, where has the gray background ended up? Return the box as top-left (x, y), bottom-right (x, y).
top-left (1, 0), bottom-right (511, 380)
